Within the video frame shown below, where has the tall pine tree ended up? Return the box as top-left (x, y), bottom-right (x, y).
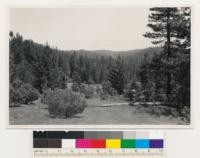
top-left (108, 56), bottom-right (125, 94)
top-left (144, 7), bottom-right (180, 101)
top-left (140, 53), bottom-right (155, 101)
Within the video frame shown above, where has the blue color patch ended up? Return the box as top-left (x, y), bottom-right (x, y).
top-left (135, 139), bottom-right (150, 148)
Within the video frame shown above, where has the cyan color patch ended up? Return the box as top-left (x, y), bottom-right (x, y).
top-left (135, 139), bottom-right (149, 148)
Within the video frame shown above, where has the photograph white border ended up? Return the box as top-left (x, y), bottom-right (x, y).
top-left (6, 3), bottom-right (193, 129)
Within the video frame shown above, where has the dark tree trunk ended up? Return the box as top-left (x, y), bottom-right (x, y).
top-left (166, 9), bottom-right (172, 101)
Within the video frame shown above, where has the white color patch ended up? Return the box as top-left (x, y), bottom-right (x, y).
top-left (62, 139), bottom-right (76, 148)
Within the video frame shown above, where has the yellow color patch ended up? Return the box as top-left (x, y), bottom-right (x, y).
top-left (106, 139), bottom-right (121, 148)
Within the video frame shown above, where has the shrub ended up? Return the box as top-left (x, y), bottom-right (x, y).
top-left (45, 89), bottom-right (87, 118)
top-left (100, 92), bottom-right (109, 100)
top-left (96, 85), bottom-right (103, 96)
top-left (10, 82), bottom-right (39, 106)
top-left (180, 106), bottom-right (190, 123)
top-left (41, 89), bottom-right (52, 104)
top-left (9, 86), bottom-right (24, 106)
top-left (154, 93), bottom-right (167, 102)
top-left (102, 81), bottom-right (112, 93)
top-left (124, 90), bottom-right (133, 101)
top-left (109, 87), bottom-right (118, 96)
top-left (102, 81), bottom-right (117, 96)
top-left (71, 82), bottom-right (80, 92)
top-left (12, 79), bottom-right (23, 89)
top-left (19, 84), bottom-right (39, 104)
top-left (79, 84), bottom-right (94, 99)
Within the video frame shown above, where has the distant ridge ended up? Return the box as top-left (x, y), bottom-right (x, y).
top-left (63, 47), bottom-right (161, 58)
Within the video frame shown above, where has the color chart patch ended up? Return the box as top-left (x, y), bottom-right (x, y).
top-left (33, 131), bottom-right (164, 157)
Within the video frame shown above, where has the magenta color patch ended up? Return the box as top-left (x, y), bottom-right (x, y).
top-left (76, 139), bottom-right (92, 148)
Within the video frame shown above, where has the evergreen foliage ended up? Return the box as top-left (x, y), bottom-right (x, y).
top-left (43, 89), bottom-right (87, 118)
top-left (9, 32), bottom-right (154, 105)
top-left (108, 56), bottom-right (125, 94)
top-left (142, 7), bottom-right (190, 108)
top-left (9, 7), bottom-right (190, 112)
top-left (10, 79), bottom-right (39, 106)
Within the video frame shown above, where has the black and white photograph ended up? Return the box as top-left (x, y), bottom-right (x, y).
top-left (9, 6), bottom-right (191, 126)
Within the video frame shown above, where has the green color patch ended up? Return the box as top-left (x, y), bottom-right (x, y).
top-left (121, 139), bottom-right (135, 148)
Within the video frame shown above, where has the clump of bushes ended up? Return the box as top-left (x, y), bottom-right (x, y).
top-left (41, 88), bottom-right (52, 104)
top-left (124, 90), bottom-right (134, 101)
top-left (102, 81), bottom-right (117, 96)
top-left (100, 93), bottom-right (109, 100)
top-left (19, 84), bottom-right (39, 104)
top-left (180, 106), bottom-right (190, 123)
top-left (71, 82), bottom-right (80, 92)
top-left (10, 80), bottom-right (39, 106)
top-left (134, 103), bottom-right (190, 123)
top-left (80, 84), bottom-right (94, 99)
top-left (154, 93), bottom-right (168, 102)
top-left (10, 86), bottom-right (24, 106)
top-left (98, 81), bottom-right (118, 100)
top-left (71, 83), bottom-right (95, 99)
top-left (96, 85), bottom-right (103, 96)
top-left (42, 89), bottom-right (87, 118)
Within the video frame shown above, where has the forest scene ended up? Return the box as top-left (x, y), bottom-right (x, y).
top-left (9, 7), bottom-right (190, 125)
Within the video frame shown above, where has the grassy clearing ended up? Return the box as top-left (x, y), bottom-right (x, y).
top-left (9, 97), bottom-right (187, 125)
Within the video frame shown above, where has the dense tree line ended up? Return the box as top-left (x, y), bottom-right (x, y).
top-left (9, 7), bottom-right (190, 111)
top-left (140, 7), bottom-right (190, 109)
top-left (9, 32), bottom-right (155, 97)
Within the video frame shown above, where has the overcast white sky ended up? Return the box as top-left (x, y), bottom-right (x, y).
top-left (10, 7), bottom-right (153, 51)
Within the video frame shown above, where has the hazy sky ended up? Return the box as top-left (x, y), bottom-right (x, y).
top-left (10, 7), bottom-right (153, 51)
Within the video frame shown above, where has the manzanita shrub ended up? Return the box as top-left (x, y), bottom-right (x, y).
top-left (43, 89), bottom-right (87, 118)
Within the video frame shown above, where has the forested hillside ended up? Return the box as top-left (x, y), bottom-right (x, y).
top-left (9, 7), bottom-right (191, 124)
top-left (9, 32), bottom-right (159, 94)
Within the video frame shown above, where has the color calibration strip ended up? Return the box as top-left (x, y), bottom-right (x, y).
top-left (33, 131), bottom-right (164, 156)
